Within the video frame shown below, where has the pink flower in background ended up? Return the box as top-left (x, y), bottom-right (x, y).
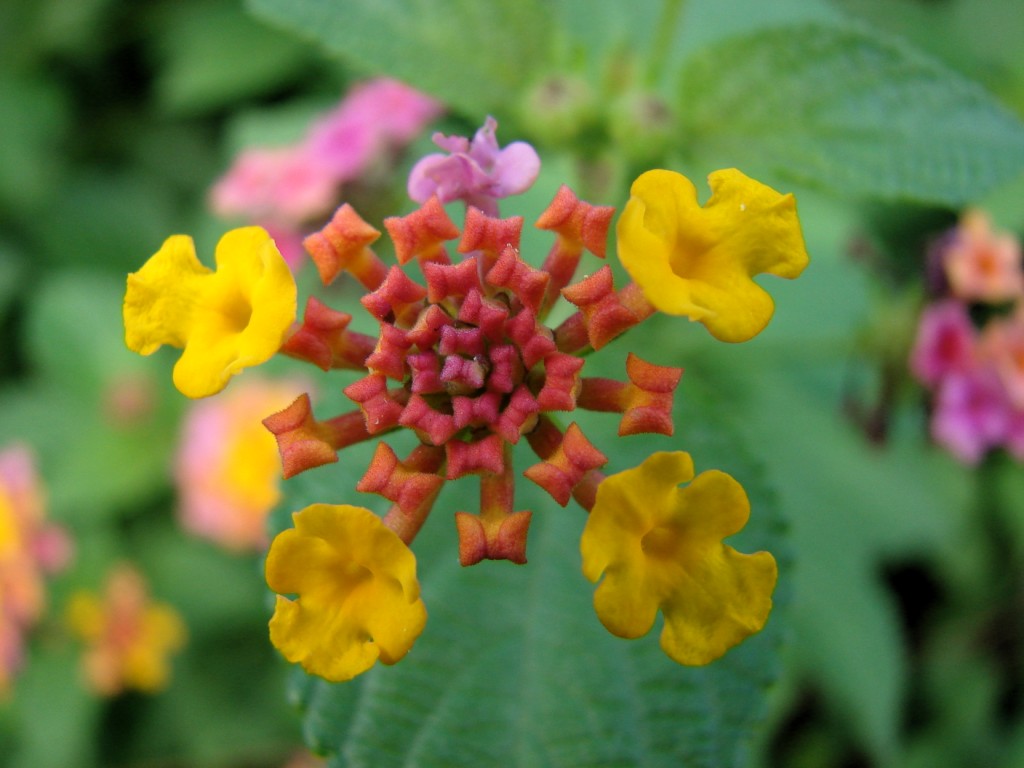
top-left (910, 208), bottom-right (1024, 464)
top-left (210, 146), bottom-right (338, 226)
top-left (209, 78), bottom-right (442, 270)
top-left (942, 210), bottom-right (1023, 303)
top-left (261, 222), bottom-right (310, 271)
top-left (0, 445), bottom-right (71, 692)
top-left (931, 368), bottom-right (1010, 464)
top-left (175, 378), bottom-right (305, 551)
top-left (910, 300), bottom-right (977, 386)
top-left (307, 78), bottom-right (443, 178)
top-left (407, 116), bottom-right (541, 215)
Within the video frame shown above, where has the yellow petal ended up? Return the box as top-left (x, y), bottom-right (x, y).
top-left (659, 547), bottom-right (777, 666)
top-left (591, 567), bottom-right (661, 639)
top-left (265, 504), bottom-right (427, 682)
top-left (617, 169), bottom-right (809, 342)
top-left (124, 235), bottom-right (210, 354)
top-left (124, 227), bottom-right (297, 398)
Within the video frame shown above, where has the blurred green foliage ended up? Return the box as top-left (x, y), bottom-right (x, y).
top-left (1, 0), bottom-right (1023, 766)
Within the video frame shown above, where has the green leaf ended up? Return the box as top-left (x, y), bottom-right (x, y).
top-left (681, 342), bottom-right (969, 763)
top-left (832, 0), bottom-right (1024, 113)
top-left (151, 0), bottom-right (316, 116)
top-left (270, 386), bottom-right (786, 767)
top-left (246, 0), bottom-right (555, 117)
top-left (0, 241), bottom-right (25, 318)
top-left (30, 170), bottom-right (180, 274)
top-left (0, 73), bottom-right (67, 214)
top-left (679, 22), bottom-right (1024, 206)
top-left (0, 272), bottom-right (182, 518)
top-left (6, 644), bottom-right (101, 768)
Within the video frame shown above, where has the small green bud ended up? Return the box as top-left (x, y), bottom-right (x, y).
top-left (608, 91), bottom-right (677, 165)
top-left (519, 74), bottom-right (597, 147)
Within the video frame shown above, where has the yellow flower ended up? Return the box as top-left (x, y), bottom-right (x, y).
top-left (66, 564), bottom-right (187, 696)
top-left (616, 169), bottom-right (809, 343)
top-left (266, 504), bottom-right (427, 682)
top-left (580, 451), bottom-right (776, 665)
top-left (123, 226), bottom-right (297, 398)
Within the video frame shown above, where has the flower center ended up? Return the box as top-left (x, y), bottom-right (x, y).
top-left (223, 293), bottom-right (254, 334)
top-left (641, 523), bottom-right (684, 561)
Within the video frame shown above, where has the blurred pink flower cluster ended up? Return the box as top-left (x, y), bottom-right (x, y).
top-left (910, 211), bottom-right (1024, 464)
top-left (210, 78), bottom-right (442, 267)
top-left (0, 445), bottom-right (71, 693)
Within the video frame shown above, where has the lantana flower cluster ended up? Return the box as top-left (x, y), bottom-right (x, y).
top-left (0, 445), bottom-right (70, 694)
top-left (123, 117), bottom-right (809, 681)
top-left (910, 210), bottom-right (1024, 463)
top-left (211, 78), bottom-right (441, 267)
top-left (66, 564), bottom-right (186, 695)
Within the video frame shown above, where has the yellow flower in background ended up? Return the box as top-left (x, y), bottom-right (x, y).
top-left (580, 451), bottom-right (776, 666)
top-left (123, 226), bottom-right (297, 398)
top-left (67, 564), bottom-right (186, 696)
top-left (175, 377), bottom-right (305, 552)
top-left (617, 169), bottom-right (809, 343)
top-left (0, 445), bottom-right (70, 694)
top-left (266, 504), bottom-right (427, 682)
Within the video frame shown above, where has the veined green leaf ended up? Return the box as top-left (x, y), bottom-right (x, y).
top-left (246, 0), bottom-right (555, 118)
top-left (152, 0), bottom-right (315, 116)
top-left (679, 23), bottom-right (1024, 205)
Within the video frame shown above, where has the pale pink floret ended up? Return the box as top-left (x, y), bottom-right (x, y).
top-left (212, 79), bottom-right (441, 222)
top-left (931, 368), bottom-right (1011, 465)
top-left (175, 379), bottom-right (305, 552)
top-left (210, 79), bottom-right (442, 270)
top-left (909, 300), bottom-right (977, 386)
top-left (307, 78), bottom-right (442, 178)
top-left (407, 116), bottom-right (541, 215)
top-left (209, 146), bottom-right (337, 225)
top-left (943, 210), bottom-right (1023, 303)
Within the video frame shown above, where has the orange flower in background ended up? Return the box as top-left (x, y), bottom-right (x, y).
top-left (176, 377), bottom-right (306, 551)
top-left (943, 210), bottom-right (1023, 303)
top-left (980, 309), bottom-right (1024, 409)
top-left (581, 452), bottom-right (776, 665)
top-left (616, 169), bottom-right (809, 343)
top-left (66, 564), bottom-right (186, 696)
top-left (123, 226), bottom-right (297, 398)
